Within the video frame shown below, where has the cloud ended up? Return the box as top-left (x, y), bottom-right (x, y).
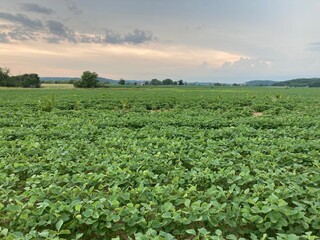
top-left (306, 42), bottom-right (320, 51)
top-left (0, 23), bottom-right (36, 42)
top-left (78, 34), bottom-right (103, 44)
top-left (213, 57), bottom-right (273, 81)
top-left (105, 29), bottom-right (154, 45)
top-left (221, 57), bottom-right (271, 70)
top-left (44, 28), bottom-right (154, 45)
top-left (0, 10), bottom-right (154, 45)
top-left (20, 3), bottom-right (54, 15)
top-left (46, 20), bottom-right (76, 43)
top-left (124, 29), bottom-right (154, 44)
top-left (64, 0), bottom-right (82, 15)
top-left (105, 30), bottom-right (123, 44)
top-left (8, 27), bottom-right (35, 41)
top-left (0, 32), bottom-right (10, 43)
top-left (46, 37), bottom-right (61, 44)
top-left (0, 12), bottom-right (43, 29)
top-left (0, 41), bottom-right (243, 81)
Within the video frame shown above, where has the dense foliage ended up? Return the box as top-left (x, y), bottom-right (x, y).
top-left (0, 68), bottom-right (40, 88)
top-left (0, 87), bottom-right (319, 239)
top-left (119, 79), bottom-right (126, 85)
top-left (145, 79), bottom-right (185, 86)
top-left (74, 71), bottom-right (99, 88)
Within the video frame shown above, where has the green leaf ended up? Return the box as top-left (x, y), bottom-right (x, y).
top-left (56, 219), bottom-right (64, 231)
top-left (215, 229), bottom-right (222, 236)
top-left (39, 230), bottom-right (49, 238)
top-left (163, 202), bottom-right (173, 212)
top-left (150, 219), bottom-right (162, 228)
top-left (112, 214), bottom-right (120, 222)
top-left (186, 229), bottom-right (196, 235)
top-left (111, 199), bottom-right (120, 207)
top-left (198, 228), bottom-right (210, 235)
top-left (1, 228), bottom-right (8, 236)
top-left (181, 218), bottom-right (192, 225)
top-left (159, 231), bottom-right (175, 240)
top-left (278, 199), bottom-right (287, 207)
top-left (161, 212), bottom-right (171, 218)
top-left (261, 206), bottom-right (272, 213)
top-left (82, 209), bottom-right (94, 218)
top-left (29, 195), bottom-right (38, 205)
top-left (146, 228), bottom-right (157, 236)
top-left (227, 234), bottom-right (238, 240)
top-left (6, 204), bottom-right (21, 212)
top-left (59, 229), bottom-right (71, 235)
top-left (13, 232), bottom-right (24, 238)
top-left (76, 233), bottom-right (84, 239)
top-left (75, 204), bottom-right (82, 212)
top-left (184, 199), bottom-right (191, 208)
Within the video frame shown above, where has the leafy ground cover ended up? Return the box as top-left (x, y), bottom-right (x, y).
top-left (0, 86), bottom-right (319, 239)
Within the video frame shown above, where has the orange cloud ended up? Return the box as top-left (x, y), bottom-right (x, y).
top-left (0, 41), bottom-right (243, 79)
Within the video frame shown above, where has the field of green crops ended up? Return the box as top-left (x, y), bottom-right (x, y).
top-left (0, 86), bottom-right (319, 240)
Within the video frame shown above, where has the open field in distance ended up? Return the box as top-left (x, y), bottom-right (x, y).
top-left (41, 84), bottom-right (75, 89)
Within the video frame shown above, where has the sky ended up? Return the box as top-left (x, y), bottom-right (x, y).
top-left (1, 0), bottom-right (320, 83)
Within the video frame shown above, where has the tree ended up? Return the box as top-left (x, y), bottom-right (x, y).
top-left (150, 79), bottom-right (162, 85)
top-left (0, 67), bottom-right (10, 86)
top-left (15, 74), bottom-right (41, 88)
top-left (162, 79), bottom-right (174, 85)
top-left (74, 71), bottom-right (98, 88)
top-left (0, 68), bottom-right (41, 88)
top-left (178, 79), bottom-right (184, 85)
top-left (119, 79), bottom-right (126, 85)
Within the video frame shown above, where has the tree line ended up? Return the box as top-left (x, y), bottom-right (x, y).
top-left (144, 79), bottom-right (186, 86)
top-left (74, 71), bottom-right (187, 88)
top-left (0, 67), bottom-right (41, 88)
top-left (0, 67), bottom-right (186, 88)
top-left (118, 78), bottom-right (186, 86)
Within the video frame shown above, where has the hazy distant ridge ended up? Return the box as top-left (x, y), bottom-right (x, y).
top-left (41, 77), bottom-right (320, 87)
top-left (272, 78), bottom-right (320, 87)
top-left (245, 80), bottom-right (277, 86)
top-left (246, 78), bottom-right (320, 87)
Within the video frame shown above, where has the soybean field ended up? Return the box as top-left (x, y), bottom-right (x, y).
top-left (0, 86), bottom-right (319, 239)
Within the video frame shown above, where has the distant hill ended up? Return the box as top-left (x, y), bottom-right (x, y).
top-left (273, 78), bottom-right (320, 87)
top-left (97, 77), bottom-right (118, 84)
top-left (245, 80), bottom-right (277, 86)
top-left (245, 79), bottom-right (320, 87)
top-left (40, 77), bottom-right (320, 87)
top-left (41, 77), bottom-right (80, 82)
